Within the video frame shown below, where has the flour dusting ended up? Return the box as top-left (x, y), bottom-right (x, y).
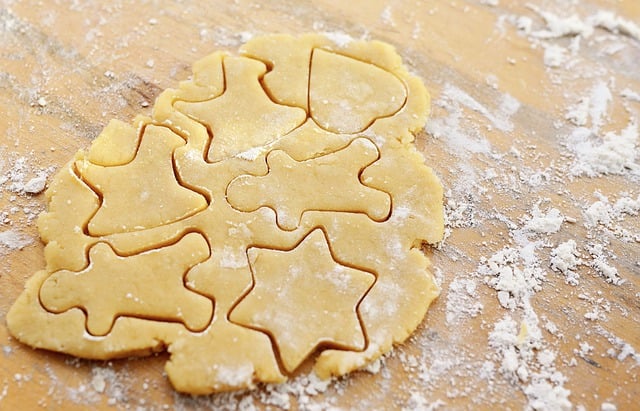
top-left (1, 0), bottom-right (639, 410)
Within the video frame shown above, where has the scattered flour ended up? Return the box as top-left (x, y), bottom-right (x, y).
top-left (523, 205), bottom-right (564, 234)
top-left (567, 120), bottom-right (639, 178)
top-left (482, 243), bottom-right (536, 294)
top-left (0, 230), bottom-right (33, 252)
top-left (543, 44), bottom-right (566, 68)
top-left (480, 0), bottom-right (499, 6)
top-left (524, 7), bottom-right (640, 41)
top-left (439, 84), bottom-right (520, 133)
top-left (429, 60), bottom-right (635, 402)
top-left (583, 193), bottom-right (640, 242)
top-left (560, 78), bottom-right (640, 179)
top-left (0, 151), bottom-right (51, 229)
top-left (163, 368), bottom-right (341, 411)
top-left (402, 394), bottom-right (446, 411)
top-left (445, 278), bottom-right (483, 324)
top-left (596, 325), bottom-right (640, 365)
top-left (0, 155), bottom-right (51, 195)
top-left (0, 384), bottom-right (7, 403)
top-left (320, 31), bottom-right (354, 48)
top-left (565, 97), bottom-right (590, 127)
top-left (2, 1), bottom-right (639, 409)
top-left (22, 174), bottom-right (47, 194)
top-left (564, 81), bottom-right (613, 133)
top-left (488, 315), bottom-right (571, 411)
top-left (90, 370), bottom-right (107, 394)
top-left (199, 27), bottom-right (254, 48)
top-left (586, 243), bottom-right (624, 285)
top-left (426, 84), bottom-right (521, 159)
top-left (473, 179), bottom-right (635, 410)
top-left (426, 98), bottom-right (492, 158)
top-left (620, 88), bottom-right (640, 103)
top-left (549, 240), bottom-right (582, 285)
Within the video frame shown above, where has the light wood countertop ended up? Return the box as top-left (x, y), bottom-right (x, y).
top-left (1, 1), bottom-right (638, 409)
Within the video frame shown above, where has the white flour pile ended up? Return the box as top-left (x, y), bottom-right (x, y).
top-left (1, 1), bottom-right (639, 410)
top-left (0, 150), bottom-right (52, 255)
top-left (420, 2), bottom-right (639, 410)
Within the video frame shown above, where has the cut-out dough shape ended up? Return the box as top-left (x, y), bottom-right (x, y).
top-left (39, 232), bottom-right (212, 336)
top-left (230, 229), bottom-right (374, 372)
top-left (309, 48), bottom-right (406, 134)
top-left (175, 56), bottom-right (307, 162)
top-left (226, 137), bottom-right (391, 230)
top-left (79, 124), bottom-right (208, 235)
top-left (7, 34), bottom-right (444, 395)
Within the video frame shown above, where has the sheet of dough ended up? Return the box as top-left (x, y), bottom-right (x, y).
top-left (7, 33), bottom-right (444, 394)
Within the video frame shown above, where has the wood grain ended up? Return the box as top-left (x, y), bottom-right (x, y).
top-left (1, 1), bottom-right (638, 409)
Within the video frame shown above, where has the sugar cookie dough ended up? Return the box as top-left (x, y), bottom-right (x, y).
top-left (7, 33), bottom-right (444, 394)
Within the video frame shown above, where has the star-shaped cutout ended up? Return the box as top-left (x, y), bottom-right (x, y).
top-left (230, 229), bottom-right (375, 372)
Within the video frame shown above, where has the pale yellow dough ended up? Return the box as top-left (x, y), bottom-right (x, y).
top-left (7, 33), bottom-right (444, 394)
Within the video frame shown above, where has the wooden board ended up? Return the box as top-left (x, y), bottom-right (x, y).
top-left (1, 1), bottom-right (638, 409)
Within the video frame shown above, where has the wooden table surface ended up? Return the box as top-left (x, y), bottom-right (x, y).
top-left (1, 1), bottom-right (639, 410)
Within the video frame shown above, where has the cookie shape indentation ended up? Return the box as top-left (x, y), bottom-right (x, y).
top-left (175, 56), bottom-right (307, 163)
top-left (309, 48), bottom-right (406, 134)
top-left (230, 229), bottom-right (375, 372)
top-left (40, 233), bottom-right (212, 336)
top-left (226, 137), bottom-right (391, 231)
top-left (79, 124), bottom-right (208, 235)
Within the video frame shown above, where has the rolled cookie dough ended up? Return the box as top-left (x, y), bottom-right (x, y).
top-left (7, 33), bottom-right (444, 394)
